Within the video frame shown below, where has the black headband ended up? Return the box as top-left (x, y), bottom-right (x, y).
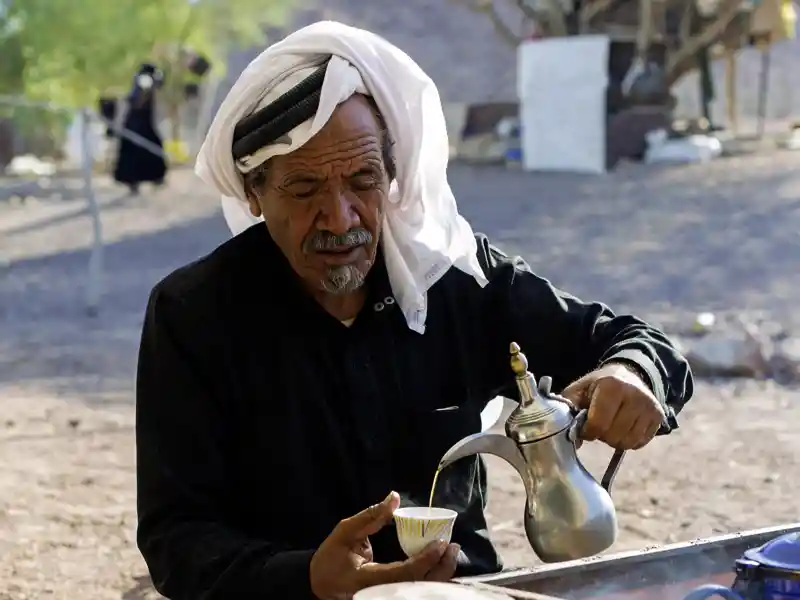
top-left (231, 62), bottom-right (329, 162)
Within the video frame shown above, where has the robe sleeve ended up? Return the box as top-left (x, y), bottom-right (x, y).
top-left (474, 234), bottom-right (693, 433)
top-left (136, 284), bottom-right (317, 600)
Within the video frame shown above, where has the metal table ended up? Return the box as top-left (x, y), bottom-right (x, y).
top-left (459, 522), bottom-right (800, 599)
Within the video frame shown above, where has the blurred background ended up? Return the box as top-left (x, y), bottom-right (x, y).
top-left (1, 0), bottom-right (799, 598)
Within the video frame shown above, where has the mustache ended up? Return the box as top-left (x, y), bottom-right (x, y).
top-left (304, 228), bottom-right (373, 252)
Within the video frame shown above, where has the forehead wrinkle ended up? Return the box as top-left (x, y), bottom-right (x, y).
top-left (284, 135), bottom-right (382, 168)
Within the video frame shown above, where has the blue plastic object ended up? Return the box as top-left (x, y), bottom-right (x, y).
top-left (683, 533), bottom-right (800, 600)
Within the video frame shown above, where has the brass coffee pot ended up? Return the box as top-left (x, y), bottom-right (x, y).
top-left (438, 342), bottom-right (626, 563)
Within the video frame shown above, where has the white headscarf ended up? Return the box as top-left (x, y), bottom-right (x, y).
top-left (195, 21), bottom-right (488, 334)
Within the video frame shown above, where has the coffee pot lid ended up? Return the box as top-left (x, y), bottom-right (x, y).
top-left (506, 342), bottom-right (574, 442)
top-left (739, 532), bottom-right (800, 576)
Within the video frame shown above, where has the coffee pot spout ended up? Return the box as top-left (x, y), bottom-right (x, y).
top-left (438, 432), bottom-right (533, 496)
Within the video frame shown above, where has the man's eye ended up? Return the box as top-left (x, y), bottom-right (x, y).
top-left (351, 175), bottom-right (379, 190)
top-left (286, 185), bottom-right (318, 199)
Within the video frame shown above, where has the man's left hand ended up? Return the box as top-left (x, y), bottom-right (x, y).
top-left (561, 363), bottom-right (665, 450)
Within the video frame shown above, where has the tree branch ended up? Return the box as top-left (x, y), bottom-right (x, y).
top-left (177, 0), bottom-right (199, 45)
top-left (678, 0), bottom-right (696, 44)
top-left (578, 0), bottom-right (619, 33)
top-left (514, 0), bottom-right (539, 20)
top-left (666, 0), bottom-right (742, 85)
top-left (519, 0), bottom-right (568, 36)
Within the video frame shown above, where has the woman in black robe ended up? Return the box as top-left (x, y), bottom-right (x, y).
top-left (113, 63), bottom-right (168, 194)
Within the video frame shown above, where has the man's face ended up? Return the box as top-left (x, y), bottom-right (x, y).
top-left (244, 95), bottom-right (389, 295)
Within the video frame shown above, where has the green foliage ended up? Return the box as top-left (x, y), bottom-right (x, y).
top-left (0, 6), bottom-right (25, 94)
top-left (4, 0), bottom-right (297, 109)
top-left (3, 105), bottom-right (71, 158)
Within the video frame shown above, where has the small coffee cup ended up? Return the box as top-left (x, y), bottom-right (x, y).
top-left (393, 506), bottom-right (458, 558)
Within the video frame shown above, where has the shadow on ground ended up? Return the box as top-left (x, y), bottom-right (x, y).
top-left (450, 159), bottom-right (800, 318)
top-left (121, 575), bottom-right (160, 600)
top-left (0, 212), bottom-right (229, 404)
top-left (2, 155), bottom-right (800, 405)
top-left (2, 190), bottom-right (138, 239)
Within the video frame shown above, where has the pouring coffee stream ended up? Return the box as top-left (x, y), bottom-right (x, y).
top-left (434, 342), bottom-right (627, 563)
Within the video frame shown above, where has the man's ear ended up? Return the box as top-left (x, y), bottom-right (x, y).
top-left (246, 195), bottom-right (262, 218)
top-left (243, 178), bottom-right (263, 218)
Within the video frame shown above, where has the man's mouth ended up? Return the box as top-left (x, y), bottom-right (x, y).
top-left (322, 245), bottom-right (358, 254)
top-left (315, 244), bottom-right (364, 264)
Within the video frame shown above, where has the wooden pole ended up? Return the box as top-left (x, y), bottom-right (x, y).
top-left (637, 0), bottom-right (654, 61)
top-left (756, 40), bottom-right (772, 139)
top-left (80, 108), bottom-right (104, 317)
top-left (725, 49), bottom-right (739, 135)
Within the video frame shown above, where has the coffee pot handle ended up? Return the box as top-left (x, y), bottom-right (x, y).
top-left (536, 376), bottom-right (627, 493)
top-left (681, 585), bottom-right (745, 600)
top-left (567, 409), bottom-right (627, 492)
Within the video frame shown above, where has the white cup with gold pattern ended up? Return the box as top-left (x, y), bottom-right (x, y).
top-left (393, 507), bottom-right (458, 558)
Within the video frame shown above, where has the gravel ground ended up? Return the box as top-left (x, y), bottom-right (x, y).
top-left (1, 153), bottom-right (799, 599)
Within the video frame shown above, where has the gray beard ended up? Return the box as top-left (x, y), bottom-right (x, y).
top-left (321, 262), bottom-right (370, 295)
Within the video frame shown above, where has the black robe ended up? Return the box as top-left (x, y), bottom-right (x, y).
top-left (113, 87), bottom-right (167, 187)
top-left (135, 224), bottom-right (693, 600)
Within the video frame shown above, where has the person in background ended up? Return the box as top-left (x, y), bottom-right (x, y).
top-left (112, 63), bottom-right (167, 195)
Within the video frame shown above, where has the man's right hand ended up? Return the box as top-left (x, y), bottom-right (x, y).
top-left (309, 491), bottom-right (460, 600)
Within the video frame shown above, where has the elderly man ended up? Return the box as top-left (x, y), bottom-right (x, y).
top-left (136, 21), bottom-right (693, 600)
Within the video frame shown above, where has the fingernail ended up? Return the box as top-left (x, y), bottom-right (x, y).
top-left (450, 544), bottom-right (461, 556)
top-left (384, 491), bottom-right (397, 503)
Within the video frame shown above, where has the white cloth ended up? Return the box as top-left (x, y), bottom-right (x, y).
top-left (195, 21), bottom-right (488, 333)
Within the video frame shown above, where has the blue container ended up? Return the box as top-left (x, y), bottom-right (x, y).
top-left (684, 533), bottom-right (800, 600)
top-left (505, 147), bottom-right (522, 162)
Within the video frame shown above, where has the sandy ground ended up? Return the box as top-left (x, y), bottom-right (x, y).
top-left (1, 155), bottom-right (800, 599)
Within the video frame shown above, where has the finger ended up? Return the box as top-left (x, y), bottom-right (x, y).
top-left (602, 398), bottom-right (639, 448)
top-left (617, 413), bottom-right (651, 450)
top-left (355, 541), bottom-right (447, 588)
top-left (634, 419), bottom-right (662, 450)
top-left (353, 538), bottom-right (373, 561)
top-left (581, 383), bottom-right (622, 441)
top-left (333, 491), bottom-right (400, 542)
top-left (424, 544), bottom-right (460, 582)
top-left (401, 540), bottom-right (452, 580)
top-left (561, 377), bottom-right (591, 409)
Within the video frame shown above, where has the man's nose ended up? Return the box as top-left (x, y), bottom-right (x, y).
top-left (317, 191), bottom-right (360, 235)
